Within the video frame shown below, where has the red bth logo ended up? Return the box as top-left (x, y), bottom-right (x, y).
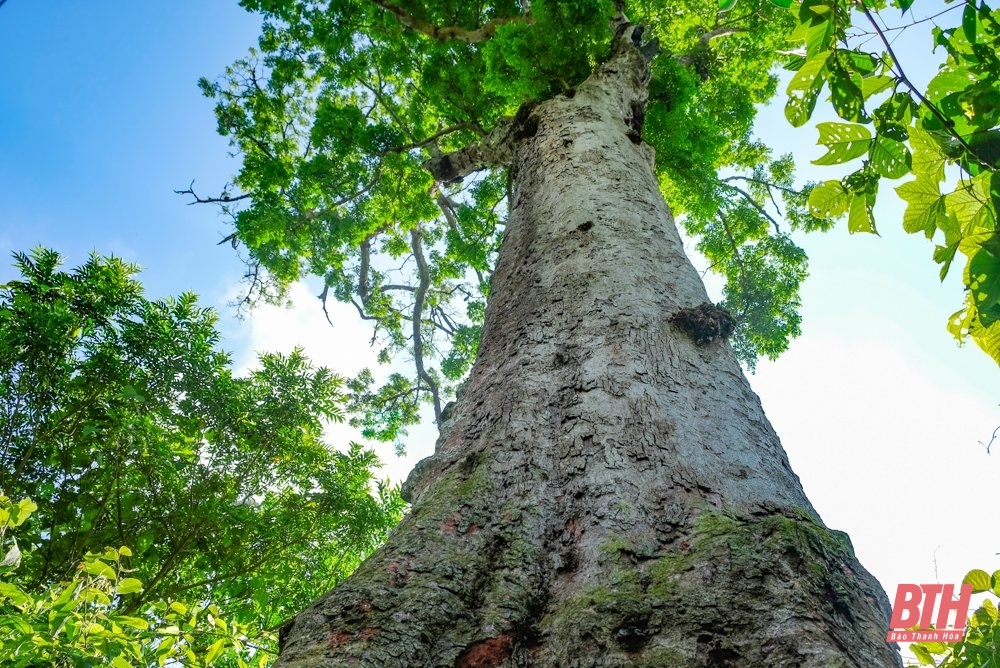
top-left (886, 584), bottom-right (973, 643)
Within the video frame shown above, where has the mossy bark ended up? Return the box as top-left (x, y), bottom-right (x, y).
top-left (275, 23), bottom-right (902, 668)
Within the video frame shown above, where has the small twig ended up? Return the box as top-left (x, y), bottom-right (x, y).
top-left (318, 285), bottom-right (335, 327)
top-left (980, 424), bottom-right (1000, 454)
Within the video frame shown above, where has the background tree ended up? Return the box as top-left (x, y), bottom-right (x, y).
top-left (190, 0), bottom-right (922, 665)
top-left (0, 247), bottom-right (404, 652)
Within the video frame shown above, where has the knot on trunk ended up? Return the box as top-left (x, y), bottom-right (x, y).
top-left (670, 302), bottom-right (736, 345)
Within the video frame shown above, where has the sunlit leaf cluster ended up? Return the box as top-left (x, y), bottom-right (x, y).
top-left (909, 568), bottom-right (1000, 666)
top-left (787, 0), bottom-right (1000, 365)
top-left (1, 496), bottom-right (270, 667)
top-left (0, 248), bottom-right (404, 659)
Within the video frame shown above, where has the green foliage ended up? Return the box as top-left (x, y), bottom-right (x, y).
top-left (786, 0), bottom-right (1000, 365)
top-left (0, 248), bottom-right (404, 653)
top-left (908, 568), bottom-right (1000, 667)
top-left (196, 0), bottom-right (828, 385)
top-left (1, 495), bottom-right (269, 667)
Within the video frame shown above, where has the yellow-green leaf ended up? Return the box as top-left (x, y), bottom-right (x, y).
top-left (808, 180), bottom-right (850, 218)
top-left (896, 177), bottom-right (948, 239)
top-left (964, 568), bottom-right (992, 593)
top-left (117, 578), bottom-right (143, 595)
top-left (204, 638), bottom-right (227, 665)
top-left (848, 194), bottom-right (877, 234)
top-left (908, 126), bottom-right (947, 181)
top-left (812, 122), bottom-right (872, 165)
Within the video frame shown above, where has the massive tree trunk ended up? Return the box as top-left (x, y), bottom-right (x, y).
top-left (275, 24), bottom-right (901, 668)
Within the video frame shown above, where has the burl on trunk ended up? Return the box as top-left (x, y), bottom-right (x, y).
top-left (275, 22), bottom-right (901, 668)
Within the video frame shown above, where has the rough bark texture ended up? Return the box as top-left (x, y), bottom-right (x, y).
top-left (275, 26), bottom-right (902, 668)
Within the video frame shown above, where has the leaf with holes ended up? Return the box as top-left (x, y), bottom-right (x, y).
top-left (813, 122), bottom-right (872, 165)
top-left (848, 194), bottom-right (877, 234)
top-left (828, 56), bottom-right (866, 122)
top-left (808, 180), bottom-right (851, 219)
top-left (785, 51), bottom-right (831, 127)
top-left (870, 134), bottom-right (910, 179)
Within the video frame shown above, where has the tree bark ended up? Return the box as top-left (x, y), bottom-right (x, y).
top-left (275, 25), bottom-right (902, 668)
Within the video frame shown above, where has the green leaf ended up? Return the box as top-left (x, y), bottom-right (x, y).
top-left (908, 126), bottom-right (947, 181)
top-left (769, 0), bottom-right (793, 6)
top-left (204, 638), bottom-right (228, 665)
top-left (117, 578), bottom-right (143, 595)
top-left (910, 643), bottom-right (935, 665)
top-left (828, 56), bottom-right (866, 122)
top-left (870, 133), bottom-right (911, 179)
top-left (861, 75), bottom-right (894, 100)
top-left (946, 172), bottom-right (994, 233)
top-left (808, 180), bottom-right (851, 218)
top-left (897, 0), bottom-right (914, 11)
top-left (785, 51), bottom-right (831, 127)
top-left (719, 0), bottom-right (738, 10)
top-left (965, 568), bottom-right (993, 593)
top-left (934, 242), bottom-right (961, 281)
top-left (848, 193), bottom-right (877, 234)
top-left (969, 249), bottom-right (1000, 325)
top-left (81, 559), bottom-right (117, 580)
top-left (813, 122), bottom-right (872, 165)
top-left (963, 2), bottom-right (978, 43)
top-left (896, 177), bottom-right (948, 238)
top-left (111, 656), bottom-right (132, 668)
top-left (117, 615), bottom-right (150, 630)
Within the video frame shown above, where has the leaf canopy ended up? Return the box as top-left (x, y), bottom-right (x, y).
top-left (0, 247), bottom-right (403, 641)
top-left (194, 0), bottom-right (833, 438)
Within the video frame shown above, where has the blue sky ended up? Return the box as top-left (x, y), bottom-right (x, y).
top-left (0, 1), bottom-right (258, 307)
top-left (2, 0), bottom-right (999, 646)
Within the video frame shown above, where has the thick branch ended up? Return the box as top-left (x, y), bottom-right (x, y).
top-left (368, 0), bottom-right (530, 43)
top-left (386, 122), bottom-right (484, 155)
top-left (423, 117), bottom-right (518, 183)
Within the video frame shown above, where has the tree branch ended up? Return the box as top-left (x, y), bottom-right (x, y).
top-left (386, 122), bottom-right (484, 155)
top-left (423, 116), bottom-right (518, 183)
top-left (409, 228), bottom-right (442, 425)
top-left (858, 1), bottom-right (986, 168)
top-left (175, 180), bottom-right (251, 206)
top-left (720, 181), bottom-right (782, 234)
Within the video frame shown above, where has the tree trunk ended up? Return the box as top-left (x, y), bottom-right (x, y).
top-left (275, 25), bottom-right (902, 668)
